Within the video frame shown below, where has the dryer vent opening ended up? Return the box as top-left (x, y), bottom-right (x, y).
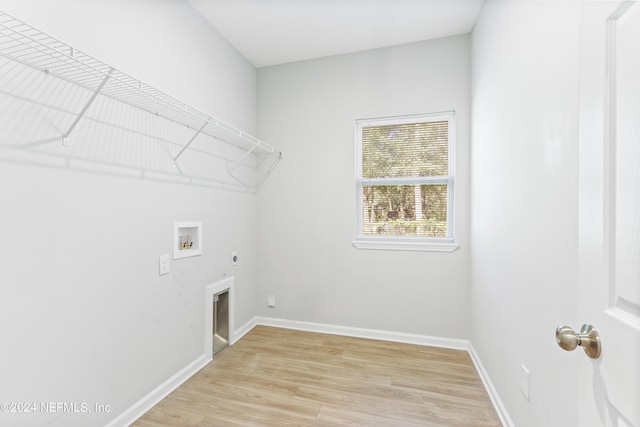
top-left (212, 290), bottom-right (229, 355)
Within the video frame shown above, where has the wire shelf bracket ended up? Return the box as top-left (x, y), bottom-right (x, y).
top-left (62, 68), bottom-right (113, 147)
top-left (173, 117), bottom-right (211, 162)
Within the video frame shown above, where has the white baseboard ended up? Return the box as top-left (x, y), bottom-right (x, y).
top-left (253, 316), bottom-right (469, 350)
top-left (105, 354), bottom-right (211, 427)
top-left (234, 316), bottom-right (258, 344)
top-left (468, 343), bottom-right (514, 427)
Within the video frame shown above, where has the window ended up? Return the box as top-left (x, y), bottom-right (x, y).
top-left (353, 112), bottom-right (457, 252)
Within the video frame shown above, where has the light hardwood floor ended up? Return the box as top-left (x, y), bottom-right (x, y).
top-left (133, 326), bottom-right (501, 426)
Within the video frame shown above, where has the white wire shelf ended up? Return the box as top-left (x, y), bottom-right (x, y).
top-left (0, 11), bottom-right (281, 191)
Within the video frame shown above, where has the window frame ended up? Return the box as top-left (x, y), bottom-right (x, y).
top-left (353, 112), bottom-right (458, 252)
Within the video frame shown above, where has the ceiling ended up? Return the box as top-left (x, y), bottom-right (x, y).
top-left (188, 0), bottom-right (484, 68)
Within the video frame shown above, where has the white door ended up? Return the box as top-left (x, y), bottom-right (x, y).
top-left (577, 1), bottom-right (640, 426)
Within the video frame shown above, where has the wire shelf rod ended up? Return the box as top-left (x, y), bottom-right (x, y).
top-left (0, 10), bottom-right (282, 190)
top-left (1, 51), bottom-right (267, 155)
top-left (0, 11), bottom-right (276, 154)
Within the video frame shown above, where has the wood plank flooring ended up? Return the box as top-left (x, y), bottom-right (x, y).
top-left (133, 326), bottom-right (501, 426)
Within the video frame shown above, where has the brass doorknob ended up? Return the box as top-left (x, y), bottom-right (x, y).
top-left (556, 324), bottom-right (601, 359)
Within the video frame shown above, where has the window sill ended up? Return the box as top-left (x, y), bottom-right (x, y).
top-left (352, 238), bottom-right (459, 253)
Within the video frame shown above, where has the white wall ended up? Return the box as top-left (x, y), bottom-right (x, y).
top-left (470, 1), bottom-right (580, 425)
top-left (257, 36), bottom-right (471, 339)
top-left (0, 1), bottom-right (592, 425)
top-left (0, 1), bottom-right (258, 425)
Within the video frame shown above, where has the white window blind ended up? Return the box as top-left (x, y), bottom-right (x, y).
top-left (355, 112), bottom-right (455, 245)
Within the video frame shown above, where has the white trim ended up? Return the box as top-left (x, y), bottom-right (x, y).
top-left (605, 5), bottom-right (617, 315)
top-left (105, 354), bottom-right (210, 427)
top-left (352, 238), bottom-right (459, 252)
top-left (468, 343), bottom-right (515, 427)
top-left (356, 111), bottom-right (455, 127)
top-left (234, 316), bottom-right (258, 343)
top-left (361, 176), bottom-right (451, 186)
top-left (605, 4), bottom-right (640, 328)
top-left (253, 316), bottom-right (468, 350)
top-left (446, 113), bottom-right (456, 239)
top-left (606, 306), bottom-right (640, 333)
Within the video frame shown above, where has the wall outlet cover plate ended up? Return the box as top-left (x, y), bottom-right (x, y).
top-left (159, 254), bottom-right (170, 275)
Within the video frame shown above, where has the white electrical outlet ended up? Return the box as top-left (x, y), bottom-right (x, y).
top-left (520, 364), bottom-right (530, 401)
top-left (267, 294), bottom-right (276, 307)
top-left (159, 254), bottom-right (170, 276)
